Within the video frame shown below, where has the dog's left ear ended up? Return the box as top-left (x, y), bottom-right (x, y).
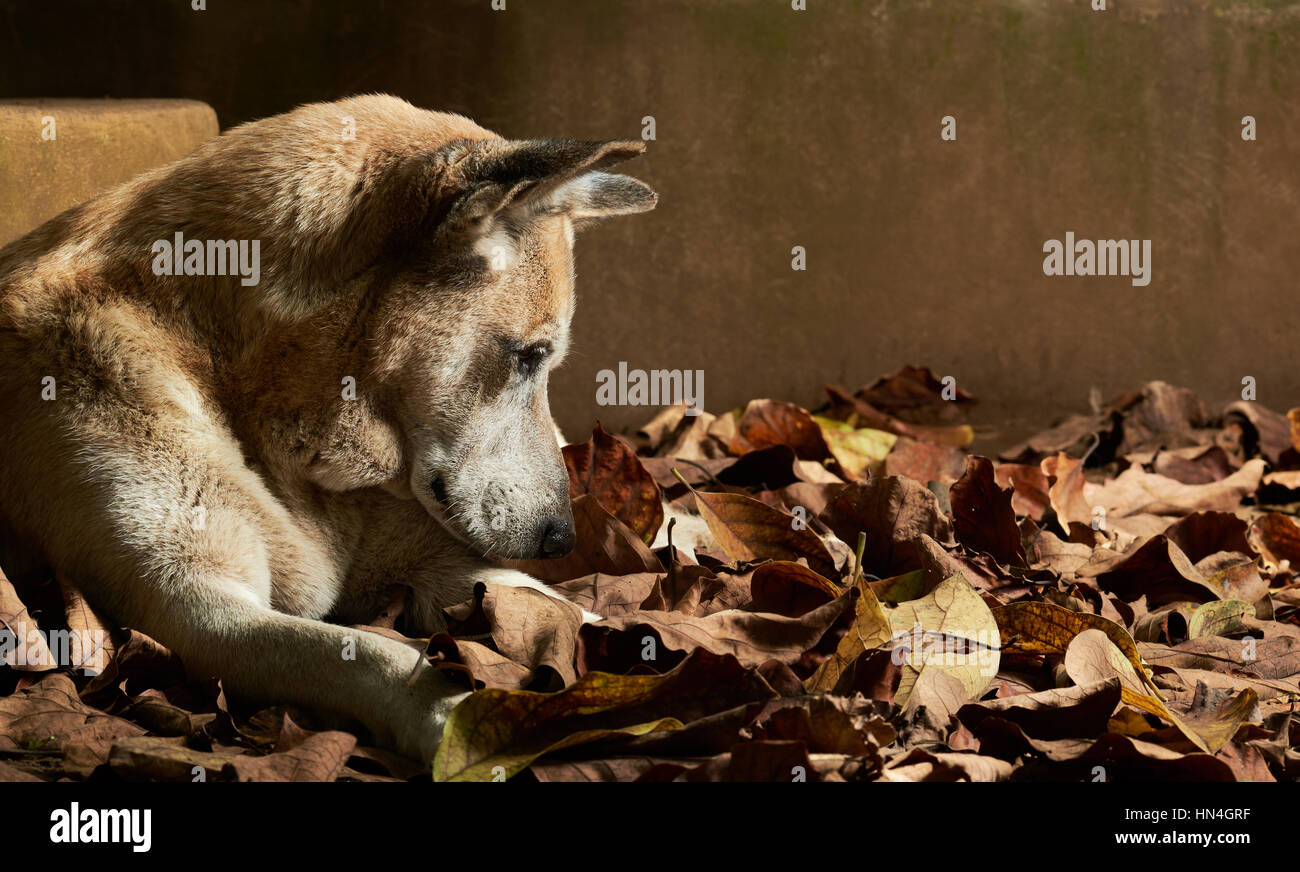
top-left (438, 139), bottom-right (656, 244)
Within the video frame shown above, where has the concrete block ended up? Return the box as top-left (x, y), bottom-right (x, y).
top-left (0, 99), bottom-right (218, 247)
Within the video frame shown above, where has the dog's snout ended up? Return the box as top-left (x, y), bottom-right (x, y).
top-left (537, 515), bottom-right (576, 558)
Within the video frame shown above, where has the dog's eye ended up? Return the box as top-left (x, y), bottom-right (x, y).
top-left (515, 342), bottom-right (551, 377)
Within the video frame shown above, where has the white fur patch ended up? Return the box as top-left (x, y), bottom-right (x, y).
top-left (473, 227), bottom-right (519, 273)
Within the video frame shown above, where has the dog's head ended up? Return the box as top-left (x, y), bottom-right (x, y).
top-left (276, 101), bottom-right (655, 559)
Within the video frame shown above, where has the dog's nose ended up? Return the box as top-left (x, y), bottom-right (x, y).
top-left (537, 515), bottom-right (576, 558)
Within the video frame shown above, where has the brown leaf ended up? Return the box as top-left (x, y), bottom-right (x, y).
top-left (225, 730), bottom-right (358, 782)
top-left (0, 673), bottom-right (145, 776)
top-left (108, 736), bottom-right (241, 782)
top-left (1164, 511), bottom-right (1251, 563)
top-left (1249, 512), bottom-right (1300, 571)
top-left (56, 574), bottom-right (116, 677)
top-left (81, 629), bottom-right (185, 699)
top-left (950, 456), bottom-right (1026, 565)
top-left (1064, 629), bottom-right (1256, 754)
top-left (445, 583), bottom-right (582, 688)
top-left (884, 437), bottom-right (968, 488)
top-left (824, 384), bottom-right (974, 447)
top-left (1081, 536), bottom-right (1223, 606)
top-left (1222, 400), bottom-right (1293, 464)
top-left (1001, 413), bottom-right (1116, 463)
top-left (1088, 460), bottom-right (1266, 522)
top-left (640, 563), bottom-right (735, 616)
top-left (529, 756), bottom-right (688, 782)
top-left (1041, 452), bottom-right (1094, 532)
top-left (0, 567), bottom-right (55, 673)
top-left (1151, 445), bottom-right (1237, 485)
top-left (643, 407), bottom-right (729, 462)
top-left (1011, 731), bottom-right (1237, 780)
top-left (553, 572), bottom-right (665, 618)
top-left (958, 678), bottom-right (1122, 739)
top-left (879, 747), bottom-right (1012, 782)
top-left (750, 561), bottom-right (842, 617)
top-left (994, 463), bottom-right (1052, 521)
top-left (677, 740), bottom-right (819, 781)
top-left (817, 477), bottom-right (954, 579)
top-left (729, 399), bottom-right (830, 460)
top-left (854, 365), bottom-right (976, 425)
top-left (580, 590), bottom-right (853, 672)
top-left (682, 480), bottom-right (837, 578)
top-left (565, 423), bottom-right (663, 544)
top-left (433, 649), bottom-right (777, 782)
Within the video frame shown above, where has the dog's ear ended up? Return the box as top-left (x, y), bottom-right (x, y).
top-left (437, 139), bottom-right (656, 246)
top-left (543, 171), bottom-right (658, 227)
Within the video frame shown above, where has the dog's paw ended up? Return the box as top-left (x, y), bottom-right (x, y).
top-left (409, 688), bottom-right (471, 765)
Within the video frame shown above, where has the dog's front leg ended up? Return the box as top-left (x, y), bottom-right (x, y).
top-left (101, 569), bottom-right (466, 763)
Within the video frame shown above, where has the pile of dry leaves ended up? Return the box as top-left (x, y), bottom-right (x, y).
top-left (3, 367), bottom-right (1299, 781)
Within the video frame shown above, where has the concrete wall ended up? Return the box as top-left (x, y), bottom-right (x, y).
top-left (2, 0), bottom-right (1297, 439)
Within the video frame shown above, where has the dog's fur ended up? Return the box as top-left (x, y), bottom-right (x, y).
top-left (0, 95), bottom-right (656, 762)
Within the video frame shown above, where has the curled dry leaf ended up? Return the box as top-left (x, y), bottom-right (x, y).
top-left (1249, 512), bottom-right (1300, 571)
top-left (1064, 629), bottom-right (1256, 754)
top-left (994, 462), bottom-right (1052, 521)
top-left (677, 473), bottom-right (837, 578)
top-left (729, 399), bottom-right (831, 461)
top-left (994, 600), bottom-right (1159, 695)
top-left (749, 560), bottom-right (842, 617)
top-left (958, 678), bottom-right (1123, 740)
top-left (879, 747), bottom-right (1012, 782)
top-left (1186, 599), bottom-right (1253, 639)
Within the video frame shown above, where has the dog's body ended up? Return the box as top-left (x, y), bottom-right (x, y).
top-left (0, 95), bottom-right (656, 762)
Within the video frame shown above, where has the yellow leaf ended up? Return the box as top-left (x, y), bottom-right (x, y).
top-left (994, 601), bottom-right (1161, 697)
top-left (887, 575), bottom-right (1000, 716)
top-left (813, 416), bottom-right (897, 480)
top-left (804, 577), bottom-right (892, 692)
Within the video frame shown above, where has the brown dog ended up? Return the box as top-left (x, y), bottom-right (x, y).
top-left (0, 95), bottom-right (656, 762)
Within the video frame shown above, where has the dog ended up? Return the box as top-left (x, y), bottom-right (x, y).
top-left (0, 94), bottom-right (657, 764)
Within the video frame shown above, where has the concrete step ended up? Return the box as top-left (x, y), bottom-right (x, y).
top-left (0, 98), bottom-right (218, 247)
